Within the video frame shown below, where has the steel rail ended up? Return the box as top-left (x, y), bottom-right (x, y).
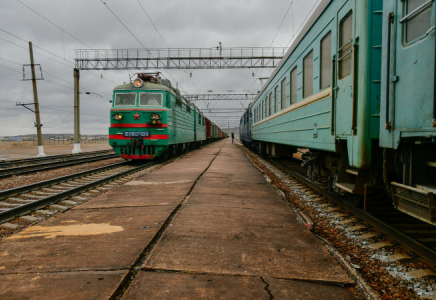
top-left (0, 161), bottom-right (156, 224)
top-left (0, 161), bottom-right (126, 201)
top-left (0, 153), bottom-right (117, 179)
top-left (265, 158), bottom-right (436, 267)
top-left (0, 150), bottom-right (114, 168)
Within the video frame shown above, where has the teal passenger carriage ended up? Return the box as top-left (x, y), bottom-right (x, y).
top-left (241, 0), bottom-right (436, 225)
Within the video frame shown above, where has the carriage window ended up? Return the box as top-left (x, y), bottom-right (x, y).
top-left (320, 31), bottom-right (332, 89)
top-left (263, 101), bottom-right (265, 119)
top-left (303, 50), bottom-right (313, 98)
top-left (281, 79), bottom-right (286, 109)
top-left (290, 67), bottom-right (297, 104)
top-left (339, 13), bottom-right (353, 79)
top-left (139, 93), bottom-right (162, 106)
top-left (265, 97), bottom-right (268, 117)
top-left (269, 92), bottom-right (273, 116)
top-left (405, 0), bottom-right (432, 43)
top-left (114, 93), bottom-right (136, 106)
top-left (261, 101), bottom-right (264, 119)
top-left (275, 86), bottom-right (279, 113)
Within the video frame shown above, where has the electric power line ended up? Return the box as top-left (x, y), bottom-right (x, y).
top-left (16, 0), bottom-right (94, 50)
top-left (0, 28), bottom-right (117, 86)
top-left (136, 0), bottom-right (201, 94)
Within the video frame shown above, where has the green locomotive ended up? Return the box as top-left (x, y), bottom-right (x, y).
top-left (109, 73), bottom-right (224, 160)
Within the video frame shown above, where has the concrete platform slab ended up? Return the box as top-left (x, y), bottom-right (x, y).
top-left (174, 203), bottom-right (296, 228)
top-left (143, 141), bottom-right (354, 286)
top-left (76, 147), bottom-right (222, 210)
top-left (0, 270), bottom-right (126, 300)
top-left (124, 271), bottom-right (268, 300)
top-left (76, 182), bottom-right (191, 209)
top-left (0, 206), bottom-right (173, 274)
top-left (144, 224), bottom-right (353, 284)
top-left (266, 277), bottom-right (357, 299)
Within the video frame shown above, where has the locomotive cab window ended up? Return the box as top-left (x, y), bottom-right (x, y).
top-left (403, 0), bottom-right (432, 43)
top-left (339, 12), bottom-right (353, 79)
top-left (139, 93), bottom-right (163, 106)
top-left (114, 93), bottom-right (136, 106)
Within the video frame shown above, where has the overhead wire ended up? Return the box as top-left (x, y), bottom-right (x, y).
top-left (134, 0), bottom-right (200, 95)
top-left (245, 0), bottom-right (295, 97)
top-left (284, 0), bottom-right (320, 48)
top-left (0, 29), bottom-right (117, 87)
top-left (249, 0), bottom-right (321, 93)
top-left (254, 0), bottom-right (295, 86)
top-left (0, 56), bottom-right (102, 95)
top-left (15, 0), bottom-right (94, 50)
top-left (138, 0), bottom-right (199, 95)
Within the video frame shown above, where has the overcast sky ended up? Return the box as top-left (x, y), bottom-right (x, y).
top-left (0, 0), bottom-right (318, 137)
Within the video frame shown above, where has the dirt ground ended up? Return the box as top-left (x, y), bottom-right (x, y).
top-left (0, 141), bottom-right (112, 160)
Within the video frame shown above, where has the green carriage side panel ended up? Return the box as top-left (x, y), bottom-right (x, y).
top-left (252, 1), bottom-right (338, 154)
top-left (380, 0), bottom-right (436, 149)
top-left (173, 100), bottom-right (195, 144)
top-left (252, 0), bottom-right (382, 169)
top-left (254, 94), bottom-right (336, 152)
top-left (195, 110), bottom-right (206, 142)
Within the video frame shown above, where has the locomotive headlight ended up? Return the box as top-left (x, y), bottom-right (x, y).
top-left (133, 78), bottom-right (143, 88)
top-left (112, 113), bottom-right (123, 120)
top-left (150, 113), bottom-right (161, 120)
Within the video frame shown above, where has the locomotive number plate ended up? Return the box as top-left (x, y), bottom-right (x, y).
top-left (123, 131), bottom-right (150, 137)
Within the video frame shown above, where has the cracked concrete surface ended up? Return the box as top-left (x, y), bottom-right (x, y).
top-left (0, 140), bottom-right (359, 299)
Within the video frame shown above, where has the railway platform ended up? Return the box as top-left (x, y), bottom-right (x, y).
top-left (0, 139), bottom-right (358, 299)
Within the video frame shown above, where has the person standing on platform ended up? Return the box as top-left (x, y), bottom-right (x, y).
top-left (231, 132), bottom-right (234, 144)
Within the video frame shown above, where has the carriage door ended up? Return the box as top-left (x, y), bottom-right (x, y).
top-left (335, 3), bottom-right (355, 136)
top-left (393, 0), bottom-right (434, 135)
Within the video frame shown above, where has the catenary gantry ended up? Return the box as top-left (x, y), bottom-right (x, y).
top-left (185, 94), bottom-right (257, 101)
top-left (75, 47), bottom-right (286, 70)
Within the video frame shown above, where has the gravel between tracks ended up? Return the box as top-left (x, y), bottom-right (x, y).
top-left (241, 145), bottom-right (436, 300)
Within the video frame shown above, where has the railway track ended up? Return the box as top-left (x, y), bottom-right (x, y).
top-left (268, 157), bottom-right (436, 267)
top-left (0, 150), bottom-right (117, 179)
top-left (0, 160), bottom-right (158, 226)
top-left (237, 142), bottom-right (436, 268)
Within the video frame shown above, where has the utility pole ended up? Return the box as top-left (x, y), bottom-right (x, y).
top-left (27, 41), bottom-right (46, 157)
top-left (72, 68), bottom-right (82, 153)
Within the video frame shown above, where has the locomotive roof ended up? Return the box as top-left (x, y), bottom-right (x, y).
top-left (113, 81), bottom-right (175, 95)
top-left (254, 0), bottom-right (331, 103)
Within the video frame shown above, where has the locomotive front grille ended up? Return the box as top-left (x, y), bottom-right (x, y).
top-left (391, 182), bottom-right (436, 225)
top-left (120, 144), bottom-right (156, 156)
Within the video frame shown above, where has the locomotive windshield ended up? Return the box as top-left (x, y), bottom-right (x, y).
top-left (114, 93), bottom-right (136, 106)
top-left (139, 93), bottom-right (163, 106)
